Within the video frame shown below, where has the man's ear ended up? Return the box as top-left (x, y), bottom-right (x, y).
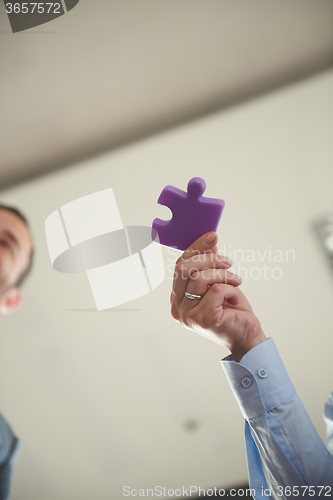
top-left (0, 287), bottom-right (22, 314)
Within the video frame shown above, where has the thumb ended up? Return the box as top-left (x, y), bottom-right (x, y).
top-left (181, 231), bottom-right (218, 260)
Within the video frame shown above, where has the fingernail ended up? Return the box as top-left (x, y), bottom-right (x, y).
top-left (222, 256), bottom-right (233, 266)
top-left (203, 232), bottom-right (217, 245)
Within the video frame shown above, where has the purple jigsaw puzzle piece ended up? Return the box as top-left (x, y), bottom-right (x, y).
top-left (152, 177), bottom-right (225, 250)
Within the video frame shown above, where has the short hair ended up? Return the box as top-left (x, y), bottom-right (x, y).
top-left (0, 203), bottom-right (34, 288)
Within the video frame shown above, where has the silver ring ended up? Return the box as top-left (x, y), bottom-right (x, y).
top-left (185, 291), bottom-right (203, 300)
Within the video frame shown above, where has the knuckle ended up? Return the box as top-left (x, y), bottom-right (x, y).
top-left (210, 282), bottom-right (223, 293)
top-left (171, 304), bottom-right (180, 321)
top-left (175, 255), bottom-right (185, 265)
top-left (190, 270), bottom-right (199, 281)
top-left (175, 261), bottom-right (188, 278)
top-left (188, 266), bottom-right (200, 278)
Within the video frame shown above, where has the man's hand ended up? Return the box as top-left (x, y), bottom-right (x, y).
top-left (170, 232), bottom-right (267, 362)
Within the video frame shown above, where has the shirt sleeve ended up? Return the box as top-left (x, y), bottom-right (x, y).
top-left (221, 338), bottom-right (333, 500)
top-left (0, 413), bottom-right (20, 500)
top-left (324, 392), bottom-right (333, 455)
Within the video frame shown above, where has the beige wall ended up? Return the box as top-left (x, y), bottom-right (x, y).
top-left (1, 69), bottom-right (333, 499)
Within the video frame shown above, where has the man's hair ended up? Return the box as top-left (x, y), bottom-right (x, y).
top-left (0, 203), bottom-right (34, 288)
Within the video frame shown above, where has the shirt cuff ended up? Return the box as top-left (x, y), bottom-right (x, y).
top-left (221, 338), bottom-right (296, 420)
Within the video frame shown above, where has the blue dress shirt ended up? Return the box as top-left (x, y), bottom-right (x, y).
top-left (0, 414), bottom-right (20, 500)
top-left (221, 338), bottom-right (333, 500)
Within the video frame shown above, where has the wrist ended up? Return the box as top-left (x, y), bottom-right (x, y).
top-left (231, 328), bottom-right (267, 362)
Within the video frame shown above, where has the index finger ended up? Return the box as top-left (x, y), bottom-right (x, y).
top-left (179, 232), bottom-right (218, 261)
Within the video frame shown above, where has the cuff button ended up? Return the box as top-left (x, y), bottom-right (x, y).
top-left (258, 368), bottom-right (268, 379)
top-left (241, 376), bottom-right (252, 388)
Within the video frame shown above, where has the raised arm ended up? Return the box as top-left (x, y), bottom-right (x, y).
top-left (171, 232), bottom-right (333, 499)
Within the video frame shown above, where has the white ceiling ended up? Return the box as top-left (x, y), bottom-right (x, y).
top-left (1, 0), bottom-right (333, 188)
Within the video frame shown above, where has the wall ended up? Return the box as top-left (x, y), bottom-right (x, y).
top-left (0, 69), bottom-right (332, 500)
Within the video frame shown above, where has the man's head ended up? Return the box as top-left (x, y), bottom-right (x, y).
top-left (0, 204), bottom-right (33, 314)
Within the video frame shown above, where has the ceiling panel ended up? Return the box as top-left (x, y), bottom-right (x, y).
top-left (0, 0), bottom-right (333, 187)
